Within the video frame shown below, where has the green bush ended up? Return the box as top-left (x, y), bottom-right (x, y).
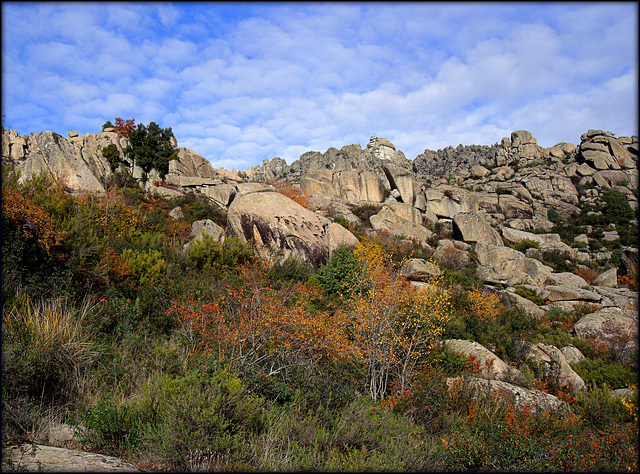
top-left (603, 190), bottom-right (634, 225)
top-left (121, 248), bottom-right (166, 286)
top-left (315, 245), bottom-right (363, 298)
top-left (572, 358), bottom-right (638, 389)
top-left (514, 285), bottom-right (544, 305)
top-left (136, 369), bottom-right (265, 470)
top-left (547, 207), bottom-right (561, 223)
top-left (511, 239), bottom-right (540, 252)
top-left (125, 122), bottom-right (177, 178)
top-left (268, 256), bottom-right (312, 287)
top-left (188, 235), bottom-right (254, 271)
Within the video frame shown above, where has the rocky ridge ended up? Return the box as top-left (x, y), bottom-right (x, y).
top-left (2, 126), bottom-right (638, 422)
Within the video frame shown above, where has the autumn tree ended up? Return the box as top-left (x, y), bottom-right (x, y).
top-left (113, 118), bottom-right (136, 138)
top-left (343, 240), bottom-right (451, 400)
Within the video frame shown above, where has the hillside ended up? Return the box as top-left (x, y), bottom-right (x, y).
top-left (1, 124), bottom-right (638, 471)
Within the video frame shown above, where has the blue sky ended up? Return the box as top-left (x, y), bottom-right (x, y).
top-left (2, 2), bottom-right (637, 170)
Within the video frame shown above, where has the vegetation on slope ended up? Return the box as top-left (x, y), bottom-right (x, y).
top-left (1, 164), bottom-right (637, 472)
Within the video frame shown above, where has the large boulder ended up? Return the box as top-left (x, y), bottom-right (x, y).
top-left (523, 342), bottom-right (587, 394)
top-left (425, 186), bottom-right (479, 218)
top-left (226, 191), bottom-right (358, 265)
top-left (10, 131), bottom-right (109, 192)
top-left (382, 163), bottom-right (419, 206)
top-left (2, 444), bottom-right (141, 472)
top-left (474, 242), bottom-right (555, 288)
top-left (400, 258), bottom-right (441, 281)
top-left (453, 212), bottom-right (503, 245)
top-left (447, 376), bottom-right (571, 416)
top-left (573, 307), bottom-right (638, 360)
top-left (369, 205), bottom-right (433, 243)
top-left (443, 339), bottom-right (526, 385)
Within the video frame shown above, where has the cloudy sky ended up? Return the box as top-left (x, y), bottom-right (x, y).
top-left (2, 2), bottom-right (637, 170)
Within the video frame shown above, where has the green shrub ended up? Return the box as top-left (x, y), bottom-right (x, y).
top-left (268, 256), bottom-right (312, 287)
top-left (603, 190), bottom-right (634, 225)
top-left (102, 144), bottom-right (123, 172)
top-left (315, 245), bottom-right (362, 298)
top-left (511, 239), bottom-right (540, 252)
top-left (188, 235), bottom-right (254, 271)
top-left (136, 369), bottom-right (265, 470)
top-left (514, 285), bottom-right (544, 305)
top-left (125, 122), bottom-right (177, 178)
top-left (121, 248), bottom-right (166, 286)
top-left (76, 395), bottom-right (145, 454)
top-left (572, 358), bottom-right (638, 389)
top-left (547, 207), bottom-right (561, 223)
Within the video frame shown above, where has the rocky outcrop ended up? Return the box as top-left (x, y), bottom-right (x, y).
top-left (447, 376), bottom-right (571, 416)
top-left (2, 444), bottom-right (141, 472)
top-left (226, 191), bottom-right (358, 265)
top-left (573, 307), bottom-right (638, 362)
top-left (443, 339), bottom-right (526, 385)
top-left (523, 342), bottom-right (587, 394)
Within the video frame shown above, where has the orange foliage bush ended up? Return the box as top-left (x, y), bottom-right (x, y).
top-left (269, 179), bottom-right (310, 209)
top-left (2, 188), bottom-right (64, 252)
top-left (169, 276), bottom-right (354, 377)
top-left (467, 286), bottom-right (504, 322)
top-left (573, 266), bottom-right (599, 285)
top-left (344, 240), bottom-right (451, 399)
top-left (618, 274), bottom-right (637, 290)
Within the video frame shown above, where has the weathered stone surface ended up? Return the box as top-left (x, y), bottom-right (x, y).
top-left (168, 206), bottom-right (184, 220)
top-left (200, 184), bottom-right (237, 208)
top-left (227, 191), bottom-right (358, 265)
top-left (593, 267), bottom-right (618, 288)
top-left (549, 272), bottom-right (590, 289)
top-left (443, 339), bottom-right (526, 385)
top-left (447, 376), bottom-right (571, 416)
top-left (453, 212), bottom-right (503, 245)
top-left (560, 345), bottom-right (585, 365)
top-left (524, 342), bottom-right (586, 394)
top-left (401, 258), bottom-right (441, 281)
top-left (382, 163), bottom-right (419, 205)
top-left (432, 239), bottom-right (471, 270)
top-left (370, 206), bottom-right (433, 243)
top-left (2, 444), bottom-right (141, 472)
top-left (504, 291), bottom-right (546, 319)
top-left (474, 242), bottom-right (555, 288)
top-left (545, 285), bottom-right (601, 302)
top-left (574, 307), bottom-right (638, 358)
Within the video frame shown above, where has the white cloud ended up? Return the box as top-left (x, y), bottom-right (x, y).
top-left (1, 3), bottom-right (637, 169)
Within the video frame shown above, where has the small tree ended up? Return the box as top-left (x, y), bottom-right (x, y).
top-left (102, 120), bottom-right (114, 131)
top-left (102, 144), bottom-right (121, 172)
top-left (125, 121), bottom-right (177, 178)
top-left (113, 118), bottom-right (136, 138)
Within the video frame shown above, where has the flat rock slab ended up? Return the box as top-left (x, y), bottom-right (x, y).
top-left (2, 444), bottom-right (141, 472)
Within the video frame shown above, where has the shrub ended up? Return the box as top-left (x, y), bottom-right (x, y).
top-left (102, 144), bottom-right (122, 172)
top-left (316, 245), bottom-right (363, 298)
top-left (188, 235), bottom-right (254, 271)
top-left (547, 207), bottom-right (561, 223)
top-left (572, 358), bottom-right (638, 389)
top-left (510, 238), bottom-right (540, 252)
top-left (514, 285), bottom-right (544, 305)
top-left (136, 370), bottom-right (265, 470)
top-left (125, 121), bottom-right (176, 177)
top-left (120, 248), bottom-right (166, 286)
top-left (2, 297), bottom-right (98, 412)
top-left (603, 190), bottom-right (634, 225)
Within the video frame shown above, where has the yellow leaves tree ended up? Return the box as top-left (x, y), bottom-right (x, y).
top-left (345, 240), bottom-right (451, 400)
